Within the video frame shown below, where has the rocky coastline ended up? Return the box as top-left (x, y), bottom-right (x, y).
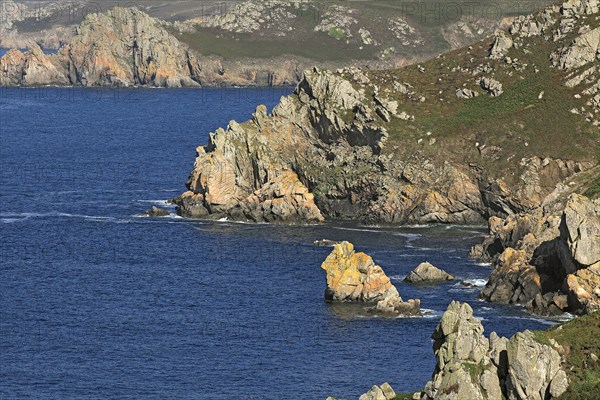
top-left (0, 7), bottom-right (307, 88)
top-left (330, 301), bottom-right (600, 400)
top-left (174, 0), bottom-right (598, 224)
top-left (173, 1), bottom-right (599, 321)
top-left (472, 188), bottom-right (600, 316)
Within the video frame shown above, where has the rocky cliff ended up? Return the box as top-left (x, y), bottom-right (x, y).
top-left (421, 302), bottom-right (568, 400)
top-left (176, 0), bottom-right (599, 224)
top-left (1, 8), bottom-right (200, 87)
top-left (1, 0), bottom-right (546, 86)
top-left (472, 169), bottom-right (600, 316)
top-left (0, 7), bottom-right (304, 87)
top-left (331, 301), bottom-right (589, 400)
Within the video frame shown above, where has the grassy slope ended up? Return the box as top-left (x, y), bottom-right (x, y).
top-left (177, 0), bottom-right (550, 62)
top-left (355, 14), bottom-right (600, 184)
top-left (534, 312), bottom-right (600, 400)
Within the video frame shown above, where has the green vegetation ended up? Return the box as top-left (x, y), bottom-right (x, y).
top-left (533, 312), bottom-right (600, 400)
top-left (178, 28), bottom-right (374, 62)
top-left (172, 0), bottom-right (551, 63)
top-left (393, 393), bottom-right (415, 400)
top-left (361, 28), bottom-right (599, 183)
top-left (328, 27), bottom-right (346, 40)
top-left (463, 362), bottom-right (491, 383)
top-left (583, 175), bottom-right (600, 199)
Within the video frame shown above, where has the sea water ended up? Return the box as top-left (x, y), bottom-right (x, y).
top-left (0, 87), bottom-right (560, 399)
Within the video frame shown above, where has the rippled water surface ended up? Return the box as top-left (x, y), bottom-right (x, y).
top-left (0, 87), bottom-right (560, 399)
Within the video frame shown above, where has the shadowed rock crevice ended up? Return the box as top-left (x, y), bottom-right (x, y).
top-left (475, 191), bottom-right (600, 316)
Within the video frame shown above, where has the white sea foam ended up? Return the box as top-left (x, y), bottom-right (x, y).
top-left (421, 308), bottom-right (443, 319)
top-left (402, 224), bottom-right (436, 229)
top-left (331, 226), bottom-right (388, 233)
top-left (136, 199), bottom-right (171, 205)
top-left (393, 232), bottom-right (422, 238)
top-left (460, 279), bottom-right (488, 288)
top-left (503, 316), bottom-right (559, 326)
top-left (1, 218), bottom-right (26, 224)
top-left (0, 211), bottom-right (118, 222)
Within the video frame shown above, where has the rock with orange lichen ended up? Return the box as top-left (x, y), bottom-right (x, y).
top-left (63, 7), bottom-right (200, 87)
top-left (320, 241), bottom-right (420, 316)
top-left (480, 247), bottom-right (542, 305)
top-left (0, 48), bottom-right (26, 86)
top-left (566, 263), bottom-right (600, 314)
top-left (228, 170), bottom-right (324, 223)
top-left (0, 45), bottom-right (68, 86)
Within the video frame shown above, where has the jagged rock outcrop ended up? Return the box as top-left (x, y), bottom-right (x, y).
top-left (64, 7), bottom-right (200, 87)
top-left (321, 241), bottom-right (395, 302)
top-left (474, 190), bottom-right (600, 315)
top-left (320, 241), bottom-right (420, 316)
top-left (489, 30), bottom-right (513, 59)
top-left (1, 8), bottom-right (201, 87)
top-left (566, 263), bottom-right (600, 313)
top-left (506, 331), bottom-right (569, 400)
top-left (404, 262), bottom-right (455, 283)
top-left (0, 45), bottom-right (68, 86)
top-left (227, 170), bottom-right (324, 223)
top-left (456, 88), bottom-right (479, 99)
top-left (562, 194), bottom-right (600, 266)
top-left (554, 26), bottom-right (600, 71)
top-left (176, 67), bottom-right (489, 224)
top-left (358, 383), bottom-right (396, 400)
top-left (481, 157), bottom-right (589, 217)
top-left (421, 301), bottom-right (568, 400)
top-left (479, 77), bottom-right (503, 97)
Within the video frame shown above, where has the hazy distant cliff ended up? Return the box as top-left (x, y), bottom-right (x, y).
top-left (0, 0), bottom-right (552, 87)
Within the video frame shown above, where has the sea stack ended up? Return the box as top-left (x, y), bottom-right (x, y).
top-left (320, 241), bottom-right (420, 316)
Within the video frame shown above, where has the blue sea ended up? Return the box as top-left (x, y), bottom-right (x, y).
top-left (0, 86), bottom-right (562, 399)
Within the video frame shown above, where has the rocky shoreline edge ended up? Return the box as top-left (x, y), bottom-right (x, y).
top-left (329, 301), bottom-right (599, 400)
top-left (172, 0), bottom-right (600, 318)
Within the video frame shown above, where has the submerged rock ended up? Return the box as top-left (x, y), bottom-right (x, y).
top-left (320, 241), bottom-right (420, 316)
top-left (405, 262), bottom-right (455, 283)
top-left (145, 206), bottom-right (170, 217)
